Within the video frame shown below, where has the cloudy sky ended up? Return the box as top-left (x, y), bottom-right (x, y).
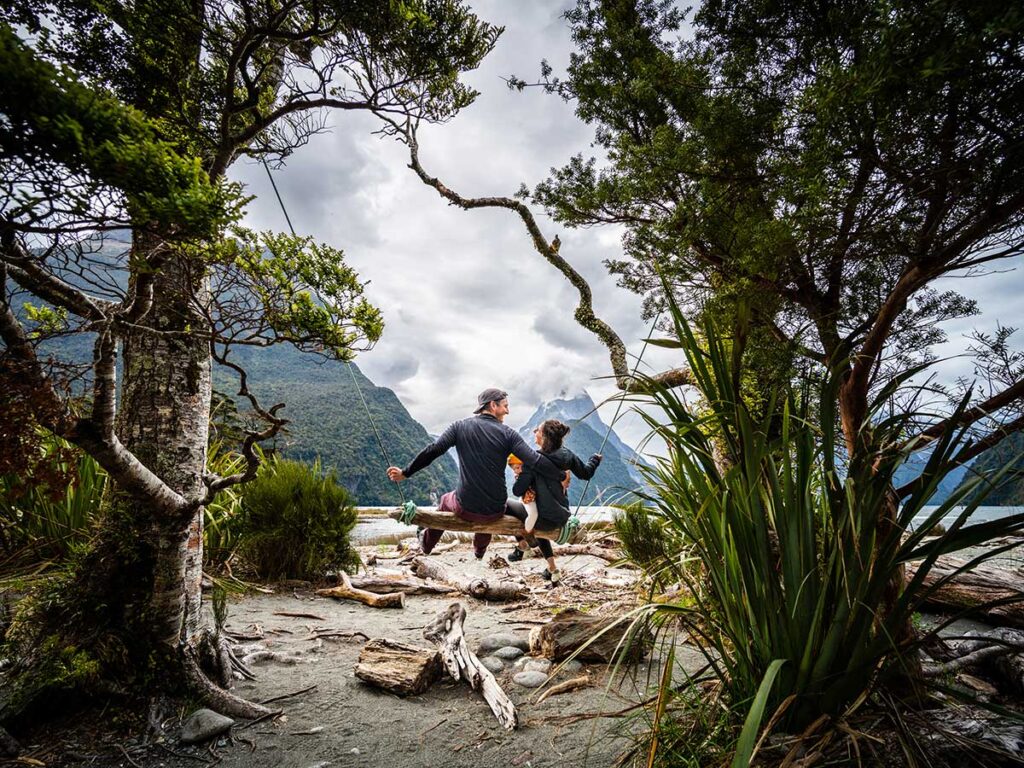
top-left (229, 0), bottom-right (1022, 450)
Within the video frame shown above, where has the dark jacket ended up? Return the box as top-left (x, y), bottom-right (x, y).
top-left (512, 446), bottom-right (601, 528)
top-left (403, 414), bottom-right (563, 516)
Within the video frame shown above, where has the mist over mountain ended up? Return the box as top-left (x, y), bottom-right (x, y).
top-left (517, 391), bottom-right (647, 507)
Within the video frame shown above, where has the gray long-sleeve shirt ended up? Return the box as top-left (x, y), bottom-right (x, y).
top-left (403, 414), bottom-right (563, 516)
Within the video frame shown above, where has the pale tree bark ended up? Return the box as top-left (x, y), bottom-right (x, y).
top-left (116, 244), bottom-right (212, 651)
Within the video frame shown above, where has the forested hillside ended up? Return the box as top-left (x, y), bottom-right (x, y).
top-left (953, 430), bottom-right (1024, 506)
top-left (216, 346), bottom-right (458, 505)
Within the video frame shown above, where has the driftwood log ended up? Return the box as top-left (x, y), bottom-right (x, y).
top-left (923, 628), bottom-right (1024, 697)
top-left (389, 507), bottom-right (564, 541)
top-left (315, 572), bottom-right (405, 608)
top-left (424, 602), bottom-right (518, 730)
top-left (354, 638), bottom-right (442, 696)
top-left (530, 608), bottom-right (652, 663)
top-left (348, 574), bottom-right (458, 595)
top-left (410, 557), bottom-right (527, 602)
top-left (907, 556), bottom-right (1024, 628)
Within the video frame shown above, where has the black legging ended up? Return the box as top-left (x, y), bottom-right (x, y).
top-left (506, 498), bottom-right (554, 559)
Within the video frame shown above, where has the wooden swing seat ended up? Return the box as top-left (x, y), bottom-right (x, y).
top-left (388, 507), bottom-right (563, 541)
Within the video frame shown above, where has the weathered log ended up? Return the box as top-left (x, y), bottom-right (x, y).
top-left (409, 557), bottom-right (527, 602)
top-left (315, 572), bottom-right (405, 608)
top-left (389, 507), bottom-right (562, 540)
top-left (349, 574), bottom-right (458, 595)
top-left (529, 608), bottom-right (652, 663)
top-left (423, 602), bottom-right (518, 730)
top-left (907, 557), bottom-right (1024, 628)
top-left (354, 638), bottom-right (442, 696)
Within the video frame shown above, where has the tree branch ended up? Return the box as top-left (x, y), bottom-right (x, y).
top-left (384, 117), bottom-right (691, 392)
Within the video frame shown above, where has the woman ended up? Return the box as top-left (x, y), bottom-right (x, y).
top-left (508, 419), bottom-right (601, 585)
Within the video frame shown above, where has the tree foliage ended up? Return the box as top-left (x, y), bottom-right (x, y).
top-left (527, 0), bottom-right (1024, 449)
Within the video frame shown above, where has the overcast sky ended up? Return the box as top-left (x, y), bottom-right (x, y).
top-left (229, 0), bottom-right (1022, 451)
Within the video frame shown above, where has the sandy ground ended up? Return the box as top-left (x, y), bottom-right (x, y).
top-left (148, 542), bottom-right (698, 768)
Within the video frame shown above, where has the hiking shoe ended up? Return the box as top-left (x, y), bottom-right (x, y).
top-left (542, 568), bottom-right (552, 581)
top-left (549, 570), bottom-right (561, 586)
top-left (508, 547), bottom-right (525, 563)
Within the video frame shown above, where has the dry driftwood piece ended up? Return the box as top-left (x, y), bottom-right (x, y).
top-left (907, 556), bottom-right (1024, 628)
top-left (349, 574), bottom-right (458, 595)
top-left (552, 543), bottom-right (625, 565)
top-left (423, 602), bottom-right (518, 730)
top-left (530, 608), bottom-right (651, 663)
top-left (389, 507), bottom-right (562, 540)
top-left (534, 674), bottom-right (590, 704)
top-left (354, 638), bottom-right (442, 696)
top-left (315, 572), bottom-right (405, 608)
top-left (410, 557), bottom-right (527, 602)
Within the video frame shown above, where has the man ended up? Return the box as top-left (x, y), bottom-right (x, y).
top-left (386, 388), bottom-right (564, 558)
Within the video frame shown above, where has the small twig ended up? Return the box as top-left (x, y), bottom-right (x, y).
top-left (237, 710), bottom-right (283, 730)
top-left (116, 743), bottom-right (142, 768)
top-left (419, 718), bottom-right (448, 738)
top-left (157, 742), bottom-right (213, 763)
top-left (259, 684), bottom-right (317, 706)
top-left (273, 611), bottom-right (326, 621)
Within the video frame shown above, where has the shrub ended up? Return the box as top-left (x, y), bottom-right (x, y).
top-left (236, 456), bottom-right (359, 580)
top-left (624, 308), bottom-right (1024, 765)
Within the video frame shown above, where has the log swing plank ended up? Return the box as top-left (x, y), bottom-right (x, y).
top-left (388, 507), bottom-right (563, 541)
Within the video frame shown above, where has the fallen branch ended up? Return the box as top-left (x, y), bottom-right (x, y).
top-left (349, 574), bottom-right (457, 595)
top-left (423, 602), bottom-right (518, 730)
top-left (273, 612), bottom-right (326, 621)
top-left (409, 557), bottom-right (527, 602)
top-left (315, 572), bottom-right (405, 608)
top-left (552, 543), bottom-right (625, 564)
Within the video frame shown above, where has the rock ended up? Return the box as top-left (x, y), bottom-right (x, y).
top-left (180, 709), bottom-right (234, 744)
top-left (552, 659), bottom-right (583, 676)
top-left (493, 646), bottom-right (525, 661)
top-left (477, 632), bottom-right (529, 654)
top-left (481, 656), bottom-right (505, 673)
top-left (523, 658), bottom-right (552, 674)
top-left (513, 671), bottom-right (549, 688)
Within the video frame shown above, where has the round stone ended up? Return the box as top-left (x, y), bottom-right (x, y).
top-left (524, 658), bottom-right (552, 674)
top-left (477, 633), bottom-right (530, 654)
top-left (552, 659), bottom-right (583, 676)
top-left (480, 656), bottom-right (505, 673)
top-left (180, 709), bottom-right (234, 744)
top-left (492, 646), bottom-right (525, 660)
top-left (513, 671), bottom-right (549, 688)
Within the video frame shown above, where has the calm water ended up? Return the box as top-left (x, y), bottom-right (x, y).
top-left (352, 505), bottom-right (622, 545)
top-left (353, 505), bottom-right (1023, 545)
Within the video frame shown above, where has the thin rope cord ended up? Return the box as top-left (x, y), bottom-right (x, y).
top-left (571, 310), bottom-right (662, 517)
top-left (262, 158), bottom-right (297, 237)
top-left (260, 157), bottom-right (406, 505)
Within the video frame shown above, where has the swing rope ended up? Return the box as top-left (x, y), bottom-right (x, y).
top-left (260, 157), bottom-right (412, 513)
top-left (573, 309), bottom-right (659, 520)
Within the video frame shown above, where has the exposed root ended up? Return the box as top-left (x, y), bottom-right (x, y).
top-left (182, 651), bottom-right (274, 719)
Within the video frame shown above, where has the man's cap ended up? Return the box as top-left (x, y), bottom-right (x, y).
top-left (474, 387), bottom-right (508, 413)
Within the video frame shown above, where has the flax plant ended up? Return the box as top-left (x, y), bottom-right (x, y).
top-left (628, 310), bottom-right (1024, 765)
